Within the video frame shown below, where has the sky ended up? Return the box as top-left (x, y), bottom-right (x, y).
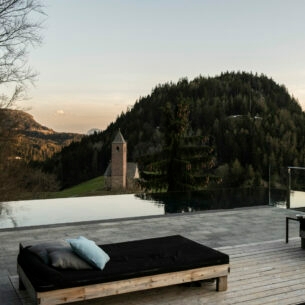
top-left (22, 0), bottom-right (305, 134)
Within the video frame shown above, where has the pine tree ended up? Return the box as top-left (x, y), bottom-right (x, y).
top-left (139, 99), bottom-right (219, 192)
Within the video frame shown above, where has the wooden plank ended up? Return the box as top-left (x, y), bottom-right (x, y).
top-left (231, 256), bottom-right (305, 278)
top-left (217, 239), bottom-right (300, 257)
top-left (21, 264), bottom-right (229, 305)
top-left (216, 276), bottom-right (227, 291)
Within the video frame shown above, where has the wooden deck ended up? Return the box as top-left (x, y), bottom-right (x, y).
top-left (12, 237), bottom-right (305, 305)
top-left (213, 238), bottom-right (305, 305)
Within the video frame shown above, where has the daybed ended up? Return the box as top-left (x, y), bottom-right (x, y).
top-left (17, 235), bottom-right (230, 305)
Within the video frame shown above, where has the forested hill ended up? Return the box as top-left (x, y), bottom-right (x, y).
top-left (42, 72), bottom-right (305, 189)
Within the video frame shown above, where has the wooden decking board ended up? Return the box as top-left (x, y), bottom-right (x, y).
top-left (230, 258), bottom-right (305, 281)
top-left (231, 276), bottom-right (305, 296)
top-left (226, 243), bottom-right (305, 261)
top-left (237, 287), bottom-right (305, 305)
top-left (196, 277), bottom-right (305, 305)
top-left (228, 275), bottom-right (305, 294)
top-left (219, 238), bottom-right (300, 255)
top-left (231, 245), bottom-right (301, 257)
top-left (230, 268), bottom-right (305, 286)
top-left (227, 245), bottom-right (302, 261)
top-left (233, 259), bottom-right (305, 276)
top-left (231, 256), bottom-right (305, 274)
top-left (230, 263), bottom-right (305, 282)
top-left (231, 256), bottom-right (305, 276)
top-left (234, 245), bottom-right (303, 257)
top-left (192, 239), bottom-right (305, 305)
top-left (231, 252), bottom-right (305, 271)
top-left (231, 253), bottom-right (304, 270)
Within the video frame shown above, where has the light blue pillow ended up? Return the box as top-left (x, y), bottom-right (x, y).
top-left (67, 236), bottom-right (110, 270)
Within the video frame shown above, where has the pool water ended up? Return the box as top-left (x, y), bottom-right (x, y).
top-left (0, 194), bottom-right (164, 229)
top-left (0, 187), bottom-right (299, 229)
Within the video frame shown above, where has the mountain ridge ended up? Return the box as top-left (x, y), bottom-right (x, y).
top-left (0, 109), bottom-right (83, 161)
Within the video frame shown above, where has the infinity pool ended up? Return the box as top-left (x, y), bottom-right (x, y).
top-left (0, 194), bottom-right (164, 229)
top-left (0, 187), bottom-right (299, 229)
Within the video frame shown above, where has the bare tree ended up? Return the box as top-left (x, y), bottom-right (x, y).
top-left (0, 0), bottom-right (45, 108)
top-left (0, 1), bottom-right (46, 202)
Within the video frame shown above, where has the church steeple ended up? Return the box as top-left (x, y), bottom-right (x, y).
top-left (111, 129), bottom-right (127, 190)
top-left (113, 129), bottom-right (126, 144)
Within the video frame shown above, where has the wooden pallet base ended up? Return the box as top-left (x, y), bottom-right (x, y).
top-left (18, 263), bottom-right (229, 305)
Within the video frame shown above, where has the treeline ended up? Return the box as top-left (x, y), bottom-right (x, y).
top-left (40, 72), bottom-right (305, 190)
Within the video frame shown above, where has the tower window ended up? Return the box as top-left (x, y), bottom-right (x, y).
top-left (116, 146), bottom-right (120, 152)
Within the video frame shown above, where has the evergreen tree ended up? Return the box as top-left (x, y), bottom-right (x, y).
top-left (139, 99), bottom-right (218, 192)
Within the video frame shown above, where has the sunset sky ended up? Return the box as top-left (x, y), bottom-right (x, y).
top-left (23, 0), bottom-right (305, 134)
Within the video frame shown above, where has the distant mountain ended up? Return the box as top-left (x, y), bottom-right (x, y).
top-left (0, 109), bottom-right (83, 161)
top-left (87, 128), bottom-right (101, 135)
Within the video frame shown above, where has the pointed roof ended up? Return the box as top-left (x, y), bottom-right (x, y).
top-left (113, 129), bottom-right (126, 143)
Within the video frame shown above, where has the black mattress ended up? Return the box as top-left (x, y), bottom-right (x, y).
top-left (18, 235), bottom-right (229, 292)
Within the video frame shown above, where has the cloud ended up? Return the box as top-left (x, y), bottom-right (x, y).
top-left (56, 110), bottom-right (65, 115)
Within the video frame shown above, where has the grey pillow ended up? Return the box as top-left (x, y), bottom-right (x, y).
top-left (28, 242), bottom-right (66, 264)
top-left (47, 247), bottom-right (93, 269)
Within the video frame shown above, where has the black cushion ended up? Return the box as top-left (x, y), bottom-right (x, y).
top-left (18, 235), bottom-right (229, 292)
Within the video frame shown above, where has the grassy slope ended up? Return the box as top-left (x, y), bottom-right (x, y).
top-left (54, 176), bottom-right (106, 197)
top-left (48, 176), bottom-right (135, 198)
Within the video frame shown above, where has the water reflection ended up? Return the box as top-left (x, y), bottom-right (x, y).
top-left (137, 187), bottom-right (288, 214)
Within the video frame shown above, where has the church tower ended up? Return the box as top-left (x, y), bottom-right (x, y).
top-left (111, 129), bottom-right (127, 190)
